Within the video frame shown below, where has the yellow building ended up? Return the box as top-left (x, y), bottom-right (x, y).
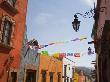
top-left (73, 72), bottom-right (79, 82)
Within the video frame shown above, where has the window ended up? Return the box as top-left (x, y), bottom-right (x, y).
top-left (0, 15), bottom-right (15, 50)
top-left (2, 20), bottom-right (12, 45)
top-left (57, 72), bottom-right (61, 82)
top-left (67, 77), bottom-right (69, 82)
top-left (64, 65), bottom-right (67, 82)
top-left (49, 72), bottom-right (54, 82)
top-left (7, 0), bottom-right (17, 7)
top-left (41, 70), bottom-right (46, 82)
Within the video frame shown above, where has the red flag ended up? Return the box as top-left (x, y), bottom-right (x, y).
top-left (59, 53), bottom-right (66, 58)
top-left (74, 53), bottom-right (80, 57)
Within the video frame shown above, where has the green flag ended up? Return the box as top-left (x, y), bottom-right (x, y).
top-left (41, 51), bottom-right (49, 56)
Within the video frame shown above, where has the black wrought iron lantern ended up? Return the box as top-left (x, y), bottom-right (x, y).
top-left (72, 14), bottom-right (80, 32)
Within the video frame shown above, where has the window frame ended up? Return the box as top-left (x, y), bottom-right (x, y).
top-left (0, 15), bottom-right (15, 47)
top-left (2, 20), bottom-right (12, 45)
top-left (57, 72), bottom-right (61, 82)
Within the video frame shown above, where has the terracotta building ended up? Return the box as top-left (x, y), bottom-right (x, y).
top-left (0, 0), bottom-right (28, 82)
top-left (38, 55), bottom-right (63, 82)
top-left (93, 0), bottom-right (110, 82)
top-left (78, 71), bottom-right (85, 82)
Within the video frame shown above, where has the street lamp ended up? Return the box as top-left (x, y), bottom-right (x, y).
top-left (72, 14), bottom-right (80, 32)
top-left (72, 2), bottom-right (107, 33)
top-left (72, 2), bottom-right (96, 32)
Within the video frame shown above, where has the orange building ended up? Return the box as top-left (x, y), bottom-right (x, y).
top-left (38, 55), bottom-right (63, 82)
top-left (0, 0), bottom-right (28, 82)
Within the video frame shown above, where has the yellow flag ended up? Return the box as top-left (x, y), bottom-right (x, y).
top-left (52, 52), bottom-right (60, 58)
top-left (79, 37), bottom-right (87, 41)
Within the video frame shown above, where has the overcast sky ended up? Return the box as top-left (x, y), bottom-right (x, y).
top-left (26, 0), bottom-right (96, 67)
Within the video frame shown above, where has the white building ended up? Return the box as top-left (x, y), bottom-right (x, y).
top-left (63, 57), bottom-right (75, 82)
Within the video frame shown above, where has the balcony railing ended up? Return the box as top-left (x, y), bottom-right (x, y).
top-left (7, 0), bottom-right (16, 7)
top-left (0, 0), bottom-right (18, 15)
top-left (0, 42), bottom-right (13, 54)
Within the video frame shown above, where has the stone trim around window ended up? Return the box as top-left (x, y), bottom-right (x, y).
top-left (0, 15), bottom-right (15, 47)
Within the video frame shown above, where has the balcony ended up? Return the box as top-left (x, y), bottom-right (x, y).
top-left (0, 0), bottom-right (18, 16)
top-left (0, 42), bottom-right (13, 54)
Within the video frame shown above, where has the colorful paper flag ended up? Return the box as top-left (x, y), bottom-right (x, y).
top-left (49, 43), bottom-right (55, 45)
top-left (59, 53), bottom-right (66, 58)
top-left (79, 37), bottom-right (87, 41)
top-left (41, 51), bottom-right (49, 56)
top-left (74, 53), bottom-right (80, 57)
top-left (71, 38), bottom-right (79, 41)
top-left (52, 53), bottom-right (60, 58)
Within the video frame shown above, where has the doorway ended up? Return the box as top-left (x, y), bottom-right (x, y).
top-left (25, 69), bottom-right (36, 82)
top-left (10, 72), bottom-right (17, 82)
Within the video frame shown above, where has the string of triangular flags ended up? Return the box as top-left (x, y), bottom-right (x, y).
top-left (26, 37), bottom-right (87, 49)
top-left (40, 51), bottom-right (94, 63)
top-left (40, 50), bottom-right (94, 58)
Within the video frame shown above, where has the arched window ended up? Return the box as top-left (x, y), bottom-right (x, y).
top-left (0, 15), bottom-right (15, 46)
top-left (2, 20), bottom-right (12, 45)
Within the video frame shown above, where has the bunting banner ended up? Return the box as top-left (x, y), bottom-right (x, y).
top-left (65, 57), bottom-right (75, 63)
top-left (39, 51), bottom-right (81, 58)
top-left (51, 52), bottom-right (81, 59)
top-left (38, 37), bottom-right (87, 49)
top-left (40, 50), bottom-right (94, 59)
top-left (39, 50), bottom-right (94, 63)
top-left (26, 37), bottom-right (87, 49)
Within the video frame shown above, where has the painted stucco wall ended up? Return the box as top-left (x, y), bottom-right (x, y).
top-left (97, 0), bottom-right (110, 39)
top-left (38, 55), bottom-right (63, 82)
top-left (0, 0), bottom-right (28, 82)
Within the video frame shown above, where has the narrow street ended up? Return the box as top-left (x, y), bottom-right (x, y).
top-left (0, 0), bottom-right (110, 82)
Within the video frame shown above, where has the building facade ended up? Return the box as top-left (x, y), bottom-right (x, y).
top-left (0, 0), bottom-right (28, 82)
top-left (38, 55), bottom-right (63, 82)
top-left (63, 58), bottom-right (74, 82)
top-left (18, 38), bottom-right (39, 82)
top-left (94, 0), bottom-right (110, 82)
top-left (73, 72), bottom-right (79, 82)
